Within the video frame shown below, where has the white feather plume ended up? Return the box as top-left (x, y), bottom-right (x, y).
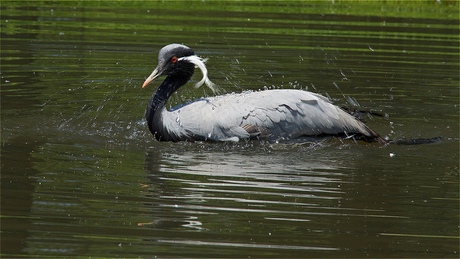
top-left (179, 55), bottom-right (217, 94)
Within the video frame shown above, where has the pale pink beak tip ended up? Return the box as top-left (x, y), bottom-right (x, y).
top-left (142, 78), bottom-right (152, 89)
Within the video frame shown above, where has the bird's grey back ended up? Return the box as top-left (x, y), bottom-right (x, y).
top-left (159, 89), bottom-right (376, 142)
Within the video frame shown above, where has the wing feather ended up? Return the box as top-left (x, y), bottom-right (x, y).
top-left (162, 89), bottom-right (377, 141)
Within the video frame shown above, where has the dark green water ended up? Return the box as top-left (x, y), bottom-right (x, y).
top-left (1, 1), bottom-right (459, 257)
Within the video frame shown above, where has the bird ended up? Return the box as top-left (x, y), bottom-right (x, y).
top-left (141, 43), bottom-right (386, 144)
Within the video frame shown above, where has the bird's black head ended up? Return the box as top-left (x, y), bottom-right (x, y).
top-left (142, 44), bottom-right (195, 88)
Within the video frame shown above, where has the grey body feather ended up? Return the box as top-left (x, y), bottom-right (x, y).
top-left (158, 89), bottom-right (377, 142)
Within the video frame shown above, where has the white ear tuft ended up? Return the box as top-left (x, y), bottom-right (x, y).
top-left (178, 55), bottom-right (218, 94)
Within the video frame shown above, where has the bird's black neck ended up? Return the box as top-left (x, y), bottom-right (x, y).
top-left (146, 66), bottom-right (194, 140)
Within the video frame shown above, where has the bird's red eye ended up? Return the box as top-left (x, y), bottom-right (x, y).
top-left (171, 56), bottom-right (177, 63)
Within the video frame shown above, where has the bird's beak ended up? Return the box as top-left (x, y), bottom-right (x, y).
top-left (142, 66), bottom-right (162, 88)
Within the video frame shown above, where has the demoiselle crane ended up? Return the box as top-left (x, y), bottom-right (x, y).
top-left (142, 44), bottom-right (386, 144)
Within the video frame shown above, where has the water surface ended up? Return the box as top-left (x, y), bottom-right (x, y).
top-left (1, 1), bottom-right (459, 257)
